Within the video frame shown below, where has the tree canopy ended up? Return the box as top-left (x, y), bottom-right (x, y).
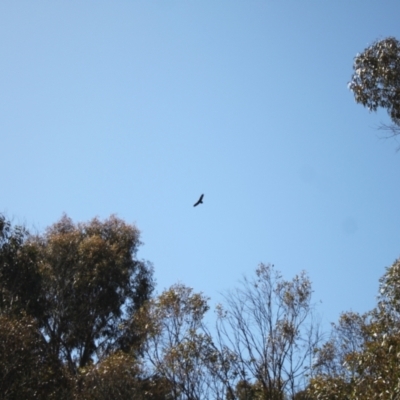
top-left (0, 216), bottom-right (322, 399)
top-left (349, 37), bottom-right (400, 135)
top-left (31, 214), bottom-right (154, 372)
top-left (0, 214), bottom-right (155, 399)
top-left (308, 258), bottom-right (400, 399)
top-left (2, 210), bottom-right (400, 399)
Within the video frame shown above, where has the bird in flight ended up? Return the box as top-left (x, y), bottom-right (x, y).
top-left (193, 194), bottom-right (204, 207)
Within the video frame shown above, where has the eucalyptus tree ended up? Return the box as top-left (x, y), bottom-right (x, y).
top-left (0, 213), bottom-right (155, 395)
top-left (349, 37), bottom-right (400, 136)
top-left (214, 264), bottom-right (321, 400)
top-left (309, 258), bottom-right (400, 400)
top-left (32, 214), bottom-right (155, 372)
top-left (137, 283), bottom-right (215, 400)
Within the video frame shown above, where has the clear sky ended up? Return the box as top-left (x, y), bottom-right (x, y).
top-left (2, 1), bottom-right (400, 331)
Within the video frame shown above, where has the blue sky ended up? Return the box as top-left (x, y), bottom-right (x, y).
top-left (2, 1), bottom-right (400, 330)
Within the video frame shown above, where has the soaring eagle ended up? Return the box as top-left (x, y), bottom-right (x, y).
top-left (193, 194), bottom-right (204, 207)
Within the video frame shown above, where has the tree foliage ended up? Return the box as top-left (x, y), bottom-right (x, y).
top-left (309, 258), bottom-right (400, 400)
top-left (0, 215), bottom-right (43, 317)
top-left (349, 37), bottom-right (400, 135)
top-left (75, 351), bottom-right (171, 400)
top-left (133, 266), bottom-right (321, 400)
top-left (31, 214), bottom-right (154, 372)
top-left (138, 283), bottom-right (214, 400)
top-left (11, 212), bottom-right (400, 399)
top-left (0, 214), bottom-right (155, 398)
top-left (0, 314), bottom-right (70, 400)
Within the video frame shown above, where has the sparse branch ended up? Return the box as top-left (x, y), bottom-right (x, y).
top-left (214, 264), bottom-right (321, 399)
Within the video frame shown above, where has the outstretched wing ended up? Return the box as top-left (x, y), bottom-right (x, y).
top-left (193, 194), bottom-right (204, 207)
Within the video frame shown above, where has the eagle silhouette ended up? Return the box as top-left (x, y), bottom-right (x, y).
top-left (193, 194), bottom-right (204, 207)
